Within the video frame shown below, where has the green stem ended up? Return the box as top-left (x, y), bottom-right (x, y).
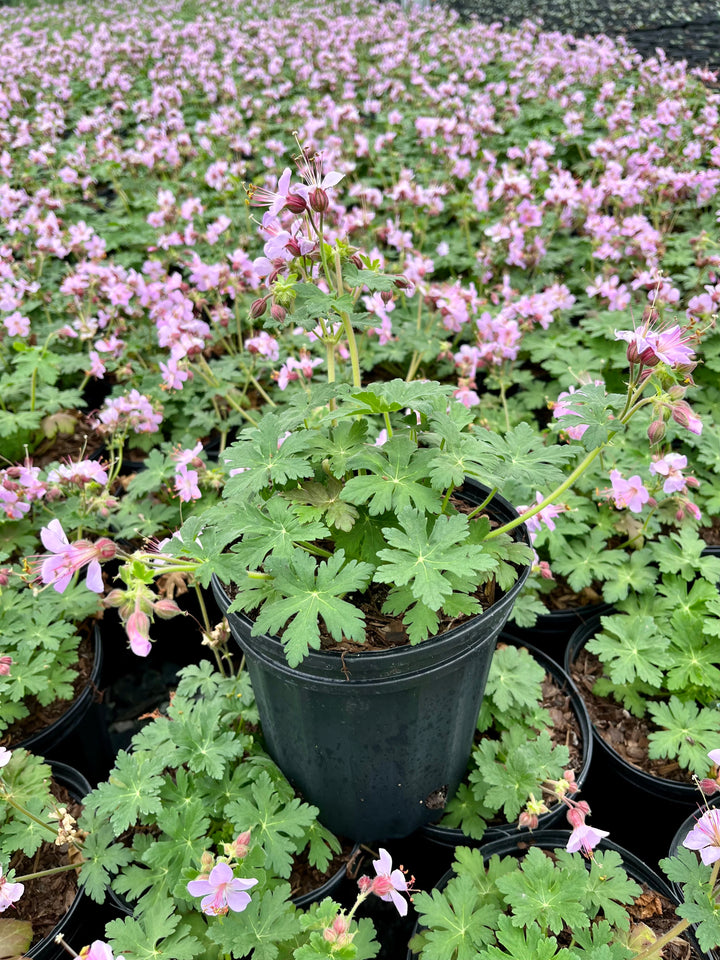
top-left (484, 446), bottom-right (604, 540)
top-left (296, 540), bottom-right (333, 558)
top-left (0, 795), bottom-right (59, 839)
top-left (499, 378), bottom-right (510, 433)
top-left (194, 583), bottom-right (212, 634)
top-left (383, 411), bottom-right (393, 440)
top-left (440, 483), bottom-right (456, 514)
top-left (16, 860), bottom-right (82, 883)
top-left (466, 486), bottom-right (498, 520)
top-left (405, 295), bottom-right (424, 382)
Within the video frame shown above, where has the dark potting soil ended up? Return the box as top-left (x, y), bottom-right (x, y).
top-left (11, 779), bottom-right (81, 947)
top-left (289, 841), bottom-right (358, 900)
top-left (570, 647), bottom-right (688, 782)
top-left (699, 515), bottom-right (720, 546)
top-left (627, 884), bottom-right (699, 960)
top-left (0, 633), bottom-right (96, 746)
top-left (538, 574), bottom-right (604, 612)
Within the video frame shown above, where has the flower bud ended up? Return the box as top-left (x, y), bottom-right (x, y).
top-left (234, 829), bottom-right (252, 858)
top-left (647, 419), bottom-right (666, 445)
top-left (667, 384), bottom-right (687, 401)
top-left (0, 656), bottom-right (12, 676)
top-left (357, 875), bottom-right (373, 893)
top-left (381, 290), bottom-right (393, 304)
top-left (349, 253), bottom-right (364, 268)
top-left (200, 850), bottom-right (214, 872)
top-left (0, 568), bottom-right (10, 587)
top-left (699, 778), bottom-right (719, 796)
top-left (323, 914), bottom-right (352, 946)
top-left (309, 186), bottom-right (329, 213)
top-left (672, 400), bottom-right (703, 435)
top-left (153, 598), bottom-right (183, 619)
top-left (250, 297), bottom-right (267, 319)
top-left (285, 237), bottom-right (302, 258)
top-left (103, 589), bottom-right (126, 608)
top-left (271, 303), bottom-right (287, 323)
top-left (95, 537), bottom-right (117, 561)
top-left (518, 811), bottom-right (538, 830)
top-left (284, 192), bottom-right (307, 214)
top-left (394, 275), bottom-right (411, 290)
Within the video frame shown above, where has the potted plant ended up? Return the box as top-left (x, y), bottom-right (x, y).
top-left (77, 661), bottom-right (388, 960)
top-left (408, 824), bottom-right (717, 959)
top-left (421, 638), bottom-right (592, 845)
top-left (22, 150), bottom-right (712, 842)
top-left (0, 748), bottom-right (97, 958)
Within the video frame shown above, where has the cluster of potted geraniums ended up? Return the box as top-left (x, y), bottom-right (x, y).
top-left (23, 149), bottom-right (710, 853)
top-left (409, 751), bottom-right (720, 959)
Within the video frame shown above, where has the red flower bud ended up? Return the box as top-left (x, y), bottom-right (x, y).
top-left (647, 420), bottom-right (666, 445)
top-left (309, 186), bottom-right (329, 213)
top-left (284, 237), bottom-right (302, 258)
top-left (250, 297), bottom-right (268, 319)
top-left (271, 304), bottom-right (287, 322)
top-left (699, 779), bottom-right (719, 796)
top-left (381, 290), bottom-right (393, 304)
top-left (103, 589), bottom-right (126, 608)
top-left (394, 275), bottom-right (411, 290)
top-left (95, 538), bottom-right (117, 561)
top-left (284, 192), bottom-right (307, 214)
top-left (153, 598), bottom-right (183, 619)
top-left (0, 656), bottom-right (12, 676)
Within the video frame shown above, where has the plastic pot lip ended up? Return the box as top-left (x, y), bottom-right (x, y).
top-left (529, 600), bottom-right (615, 629)
top-left (26, 761), bottom-right (90, 959)
top-left (291, 842), bottom-right (361, 908)
top-left (420, 634), bottom-right (594, 847)
top-left (214, 481), bottom-right (530, 676)
top-left (15, 623), bottom-right (102, 754)
top-left (564, 615), bottom-right (697, 799)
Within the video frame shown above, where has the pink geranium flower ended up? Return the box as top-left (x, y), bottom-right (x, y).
top-left (608, 470), bottom-right (650, 513)
top-left (683, 808), bottom-right (720, 865)
top-left (39, 519), bottom-right (115, 593)
top-left (369, 848), bottom-right (409, 917)
top-left (649, 453), bottom-right (689, 494)
top-left (566, 824), bottom-right (610, 855)
top-left (0, 865), bottom-right (23, 912)
top-left (187, 862), bottom-right (258, 916)
top-left (82, 942), bottom-right (122, 960)
top-left (174, 464), bottom-right (201, 502)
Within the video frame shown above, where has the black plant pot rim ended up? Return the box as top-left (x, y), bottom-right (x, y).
top-left (420, 634), bottom-right (594, 847)
top-left (564, 614), bottom-right (697, 802)
top-left (214, 482), bottom-right (531, 682)
top-left (26, 761), bottom-right (91, 960)
top-left (14, 624), bottom-right (102, 755)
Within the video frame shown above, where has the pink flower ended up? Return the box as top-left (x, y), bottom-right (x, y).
top-left (519, 492), bottom-right (568, 539)
top-left (369, 849), bottom-right (409, 917)
top-left (566, 824), bottom-right (610, 855)
top-left (0, 657), bottom-right (11, 677)
top-left (672, 400), bottom-right (703, 436)
top-left (0, 748), bottom-right (11, 768)
top-left (248, 168), bottom-right (301, 217)
top-left (39, 520), bottom-right (115, 593)
top-left (615, 322), bottom-right (697, 369)
top-left (81, 942), bottom-right (121, 960)
top-left (0, 865), bottom-right (23, 912)
top-left (608, 470), bottom-right (650, 513)
top-left (126, 609), bottom-right (152, 657)
top-left (683, 808), bottom-right (720, 865)
top-left (649, 453), bottom-right (689, 494)
top-left (187, 862), bottom-right (258, 916)
top-left (174, 465), bottom-right (201, 503)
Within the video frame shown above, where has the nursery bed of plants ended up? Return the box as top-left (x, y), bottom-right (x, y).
top-left (1, 0), bottom-right (720, 956)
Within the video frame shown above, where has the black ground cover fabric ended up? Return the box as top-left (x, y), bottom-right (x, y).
top-left (441, 0), bottom-right (720, 72)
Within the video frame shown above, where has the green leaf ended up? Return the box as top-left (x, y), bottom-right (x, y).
top-left (343, 436), bottom-right (442, 516)
top-left (374, 508), bottom-right (495, 611)
top-left (496, 846), bottom-right (589, 935)
top-left (90, 751), bottom-right (165, 833)
top-left (342, 262), bottom-right (396, 292)
top-left (225, 771), bottom-right (317, 876)
top-left (412, 875), bottom-right (497, 959)
top-left (550, 530), bottom-right (626, 593)
top-left (646, 697), bottom-right (720, 775)
top-left (253, 549), bottom-right (373, 666)
top-left (206, 884), bottom-right (303, 960)
top-left (106, 897), bottom-right (202, 960)
top-left (222, 413), bottom-right (314, 497)
top-left (478, 915), bottom-right (574, 960)
top-left (561, 848), bottom-right (639, 931)
top-left (586, 614), bottom-right (670, 688)
top-left (284, 477), bottom-right (359, 532)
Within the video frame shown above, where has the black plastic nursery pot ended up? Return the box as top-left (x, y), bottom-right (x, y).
top-left (15, 626), bottom-right (113, 787)
top-left (420, 635), bottom-right (593, 849)
top-left (564, 615), bottom-right (701, 868)
top-left (25, 761), bottom-right (109, 960)
top-left (407, 830), bottom-right (706, 960)
top-left (213, 481), bottom-right (531, 842)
